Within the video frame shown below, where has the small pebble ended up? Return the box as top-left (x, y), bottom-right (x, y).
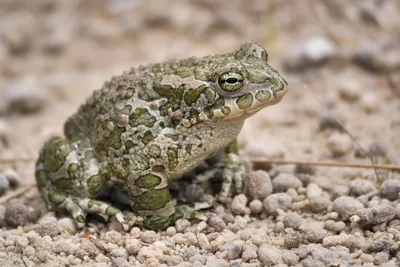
top-left (5, 199), bottom-right (38, 227)
top-left (349, 179), bottom-right (375, 196)
top-left (272, 173), bottom-right (302, 192)
top-left (361, 93), bottom-right (379, 114)
top-left (220, 243), bottom-right (242, 261)
top-left (274, 221), bottom-right (285, 233)
top-left (326, 133), bottom-right (353, 157)
top-left (208, 215), bottom-right (226, 231)
top-left (125, 239), bottom-right (141, 256)
top-left (242, 246), bottom-right (258, 262)
top-left (263, 193), bottom-right (293, 215)
top-left (331, 185), bottom-right (350, 198)
top-left (197, 233), bottom-right (211, 250)
top-left (57, 217), bottom-right (78, 235)
top-left (23, 246), bottom-right (35, 258)
top-left (75, 240), bottom-right (99, 259)
top-left (0, 119), bottom-right (10, 146)
top-left (205, 257), bottom-right (229, 267)
top-left (310, 196), bottom-right (332, 213)
top-left (379, 179), bottom-right (400, 201)
top-left (113, 257), bottom-right (130, 267)
top-left (245, 170), bottom-right (273, 200)
top-left (324, 220), bottom-right (345, 232)
top-left (297, 244), bottom-right (312, 259)
top-left (3, 169), bottom-right (20, 188)
top-left (2, 21), bottom-right (33, 55)
top-left (283, 36), bottom-right (337, 71)
top-left (231, 194), bottom-right (247, 215)
top-left (306, 183), bottom-right (323, 198)
top-left (284, 231), bottom-right (303, 249)
top-left (333, 196), bottom-right (364, 220)
top-left (1, 79), bottom-right (48, 114)
top-left (180, 183), bottom-right (204, 203)
top-left (38, 216), bottom-right (59, 237)
top-left (166, 226), bottom-right (177, 236)
top-left (104, 230), bottom-right (124, 246)
top-left (374, 251), bottom-right (389, 265)
top-left (319, 110), bottom-right (346, 132)
top-left (16, 236), bottom-right (29, 250)
top-left (304, 227), bottom-right (328, 243)
top-left (282, 251), bottom-right (300, 266)
top-left (283, 212), bottom-right (303, 229)
top-left (0, 205), bottom-right (6, 227)
top-left (140, 230), bottom-right (158, 244)
top-left (323, 233), bottom-right (366, 250)
top-left (258, 244), bottom-right (283, 265)
top-left (248, 199), bottom-right (263, 214)
top-left (196, 221), bottom-right (207, 233)
top-left (337, 80), bottom-right (362, 102)
top-left (301, 258), bottom-right (325, 267)
top-left (351, 204), bottom-right (396, 226)
top-left (110, 248), bottom-right (128, 259)
top-left (295, 162), bottom-right (316, 175)
top-left (0, 174), bottom-right (10, 196)
top-left (371, 234), bottom-right (390, 252)
top-left (175, 219), bottom-right (190, 233)
top-left (368, 141), bottom-right (388, 158)
top-left (396, 203), bottom-right (400, 219)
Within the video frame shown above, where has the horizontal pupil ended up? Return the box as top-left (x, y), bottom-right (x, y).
top-left (226, 77), bottom-right (238, 84)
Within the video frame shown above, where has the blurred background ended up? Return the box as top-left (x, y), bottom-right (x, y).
top-left (0, 0), bottom-right (399, 184)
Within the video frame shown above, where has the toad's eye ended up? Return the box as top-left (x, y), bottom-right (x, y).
top-left (217, 71), bottom-right (245, 93)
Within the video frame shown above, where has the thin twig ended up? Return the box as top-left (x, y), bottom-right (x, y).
top-left (0, 184), bottom-right (36, 204)
top-left (248, 158), bottom-right (400, 171)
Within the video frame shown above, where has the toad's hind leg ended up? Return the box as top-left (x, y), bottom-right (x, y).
top-left (129, 172), bottom-right (212, 230)
top-left (35, 136), bottom-right (129, 231)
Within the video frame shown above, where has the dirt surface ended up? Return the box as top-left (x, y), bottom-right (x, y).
top-left (0, 0), bottom-right (400, 266)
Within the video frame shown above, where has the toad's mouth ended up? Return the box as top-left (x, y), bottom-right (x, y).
top-left (212, 87), bottom-right (288, 122)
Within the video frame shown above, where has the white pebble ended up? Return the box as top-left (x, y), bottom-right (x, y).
top-left (57, 217), bottom-right (78, 235)
top-left (380, 179), bottom-right (400, 201)
top-left (249, 199), bottom-right (263, 214)
top-left (306, 183), bottom-right (323, 198)
top-left (333, 196), bottom-right (364, 220)
top-left (361, 93), bottom-right (379, 114)
top-left (351, 204), bottom-right (396, 226)
top-left (38, 216), bottom-right (59, 237)
top-left (197, 233), bottom-right (211, 250)
top-left (283, 212), bottom-right (303, 229)
top-left (258, 244), bottom-right (283, 265)
top-left (272, 173), bottom-right (302, 192)
top-left (338, 80), bottom-right (361, 102)
top-left (263, 193), bottom-right (292, 215)
top-left (231, 194), bottom-right (247, 215)
top-left (245, 170), bottom-right (273, 200)
top-left (326, 133), bottom-right (353, 157)
top-left (349, 179), bottom-right (375, 196)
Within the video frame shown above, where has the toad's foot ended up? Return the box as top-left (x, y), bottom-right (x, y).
top-left (195, 139), bottom-right (244, 199)
top-left (129, 172), bottom-right (213, 230)
top-left (143, 202), bottom-right (212, 230)
top-left (52, 193), bottom-right (129, 231)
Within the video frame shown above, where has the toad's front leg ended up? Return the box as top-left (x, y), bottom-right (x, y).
top-left (195, 139), bottom-right (245, 199)
top-left (128, 172), bottom-right (211, 230)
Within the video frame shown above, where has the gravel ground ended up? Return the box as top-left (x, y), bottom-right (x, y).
top-left (0, 0), bottom-right (400, 266)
